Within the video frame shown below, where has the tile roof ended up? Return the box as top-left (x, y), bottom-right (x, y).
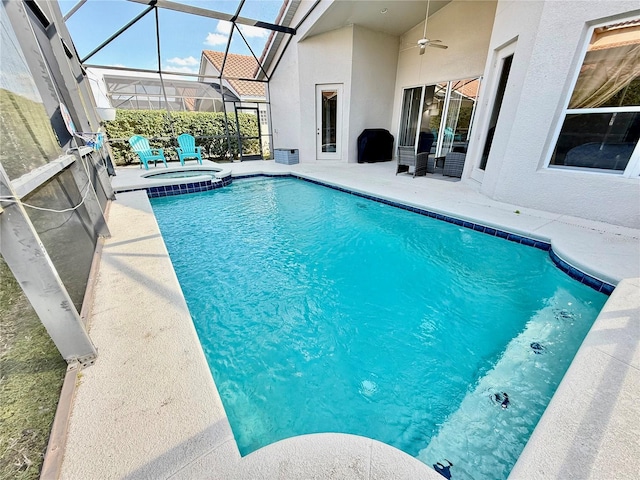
top-left (202, 50), bottom-right (266, 98)
top-left (452, 78), bottom-right (480, 99)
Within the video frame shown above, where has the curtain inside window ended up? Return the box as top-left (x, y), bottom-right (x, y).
top-left (569, 23), bottom-right (640, 109)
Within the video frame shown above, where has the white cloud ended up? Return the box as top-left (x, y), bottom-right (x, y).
top-left (163, 65), bottom-right (199, 74)
top-left (204, 20), bottom-right (268, 46)
top-left (216, 21), bottom-right (232, 35)
top-left (238, 24), bottom-right (269, 38)
top-left (166, 56), bottom-right (199, 66)
top-left (205, 32), bottom-right (228, 46)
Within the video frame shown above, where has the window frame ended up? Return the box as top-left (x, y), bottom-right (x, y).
top-left (546, 17), bottom-right (640, 177)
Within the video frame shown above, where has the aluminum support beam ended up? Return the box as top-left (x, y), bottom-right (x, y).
top-left (80, 5), bottom-right (154, 63)
top-left (0, 165), bottom-right (97, 366)
top-left (62, 0), bottom-right (87, 21)
top-left (128, 0), bottom-right (296, 35)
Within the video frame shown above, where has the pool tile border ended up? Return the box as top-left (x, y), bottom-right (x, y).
top-left (118, 171), bottom-right (614, 295)
top-left (116, 175), bottom-right (232, 198)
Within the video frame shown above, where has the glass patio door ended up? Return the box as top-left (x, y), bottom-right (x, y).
top-left (398, 79), bottom-right (480, 158)
top-left (316, 84), bottom-right (342, 160)
top-left (399, 87), bottom-right (423, 147)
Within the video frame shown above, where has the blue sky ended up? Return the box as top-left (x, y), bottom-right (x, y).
top-left (58, 0), bottom-right (283, 73)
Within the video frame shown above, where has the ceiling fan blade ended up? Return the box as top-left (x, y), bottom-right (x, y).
top-left (429, 43), bottom-right (448, 50)
top-left (419, 44), bottom-right (426, 55)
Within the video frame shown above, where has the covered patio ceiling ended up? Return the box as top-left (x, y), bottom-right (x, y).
top-left (303, 0), bottom-right (450, 39)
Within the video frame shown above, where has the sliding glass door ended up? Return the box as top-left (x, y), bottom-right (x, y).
top-left (399, 87), bottom-right (423, 146)
top-left (399, 78), bottom-right (481, 156)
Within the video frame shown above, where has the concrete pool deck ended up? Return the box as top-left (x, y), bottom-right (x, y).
top-left (58, 160), bottom-right (639, 479)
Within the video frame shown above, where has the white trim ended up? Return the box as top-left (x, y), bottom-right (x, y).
top-left (435, 82), bottom-right (452, 158)
top-left (566, 106), bottom-right (640, 115)
top-left (413, 86), bottom-right (427, 151)
top-left (470, 39), bottom-right (517, 183)
top-left (315, 83), bottom-right (343, 161)
top-left (467, 76), bottom-right (482, 143)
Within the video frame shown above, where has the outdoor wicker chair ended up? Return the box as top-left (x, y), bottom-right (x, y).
top-left (443, 151), bottom-right (466, 178)
top-left (396, 146), bottom-right (430, 177)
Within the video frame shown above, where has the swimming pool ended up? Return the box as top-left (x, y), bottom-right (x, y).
top-left (150, 177), bottom-right (607, 480)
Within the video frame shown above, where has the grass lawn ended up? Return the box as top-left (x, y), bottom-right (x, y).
top-left (0, 258), bottom-right (67, 479)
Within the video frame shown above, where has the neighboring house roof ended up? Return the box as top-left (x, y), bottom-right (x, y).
top-left (452, 78), bottom-right (480, 100)
top-left (202, 50), bottom-right (266, 98)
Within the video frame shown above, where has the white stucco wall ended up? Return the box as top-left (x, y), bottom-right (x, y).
top-left (268, 0), bottom-right (331, 160)
top-left (267, 43), bottom-right (302, 151)
top-left (478, 0), bottom-right (640, 228)
top-left (297, 26), bottom-right (354, 162)
top-left (390, 1), bottom-right (498, 148)
top-left (269, 3), bottom-right (399, 163)
top-left (349, 26), bottom-right (399, 163)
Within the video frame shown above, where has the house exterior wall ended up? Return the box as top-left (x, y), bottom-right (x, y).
top-left (269, 3), bottom-right (398, 163)
top-left (391, 0), bottom-right (498, 146)
top-left (268, 0), bottom-right (331, 160)
top-left (297, 26), bottom-right (354, 162)
top-left (269, 39), bottom-right (302, 152)
top-left (269, 0), bottom-right (638, 227)
top-left (200, 62), bottom-right (229, 112)
top-left (349, 25), bottom-right (399, 163)
top-left (476, 0), bottom-right (640, 228)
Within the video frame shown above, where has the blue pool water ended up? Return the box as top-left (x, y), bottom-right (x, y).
top-left (151, 177), bottom-right (607, 479)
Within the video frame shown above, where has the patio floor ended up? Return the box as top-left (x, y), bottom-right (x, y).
top-left (57, 159), bottom-right (639, 479)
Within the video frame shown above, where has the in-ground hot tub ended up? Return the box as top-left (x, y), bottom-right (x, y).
top-left (142, 166), bottom-right (227, 181)
top-left (114, 165), bottom-right (233, 197)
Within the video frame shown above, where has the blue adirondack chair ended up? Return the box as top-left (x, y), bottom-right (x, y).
top-left (128, 135), bottom-right (168, 169)
top-left (176, 133), bottom-right (203, 165)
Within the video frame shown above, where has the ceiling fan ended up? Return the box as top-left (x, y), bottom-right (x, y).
top-left (409, 0), bottom-right (448, 54)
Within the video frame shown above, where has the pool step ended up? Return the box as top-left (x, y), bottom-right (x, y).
top-left (417, 287), bottom-right (598, 480)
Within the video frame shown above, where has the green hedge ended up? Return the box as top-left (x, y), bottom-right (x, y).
top-left (103, 110), bottom-right (262, 165)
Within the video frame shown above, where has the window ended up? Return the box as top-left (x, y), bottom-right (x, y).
top-left (480, 54), bottom-right (512, 170)
top-left (549, 19), bottom-right (640, 176)
top-left (259, 108), bottom-right (268, 126)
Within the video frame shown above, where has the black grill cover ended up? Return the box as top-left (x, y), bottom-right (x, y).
top-left (357, 129), bottom-right (394, 163)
